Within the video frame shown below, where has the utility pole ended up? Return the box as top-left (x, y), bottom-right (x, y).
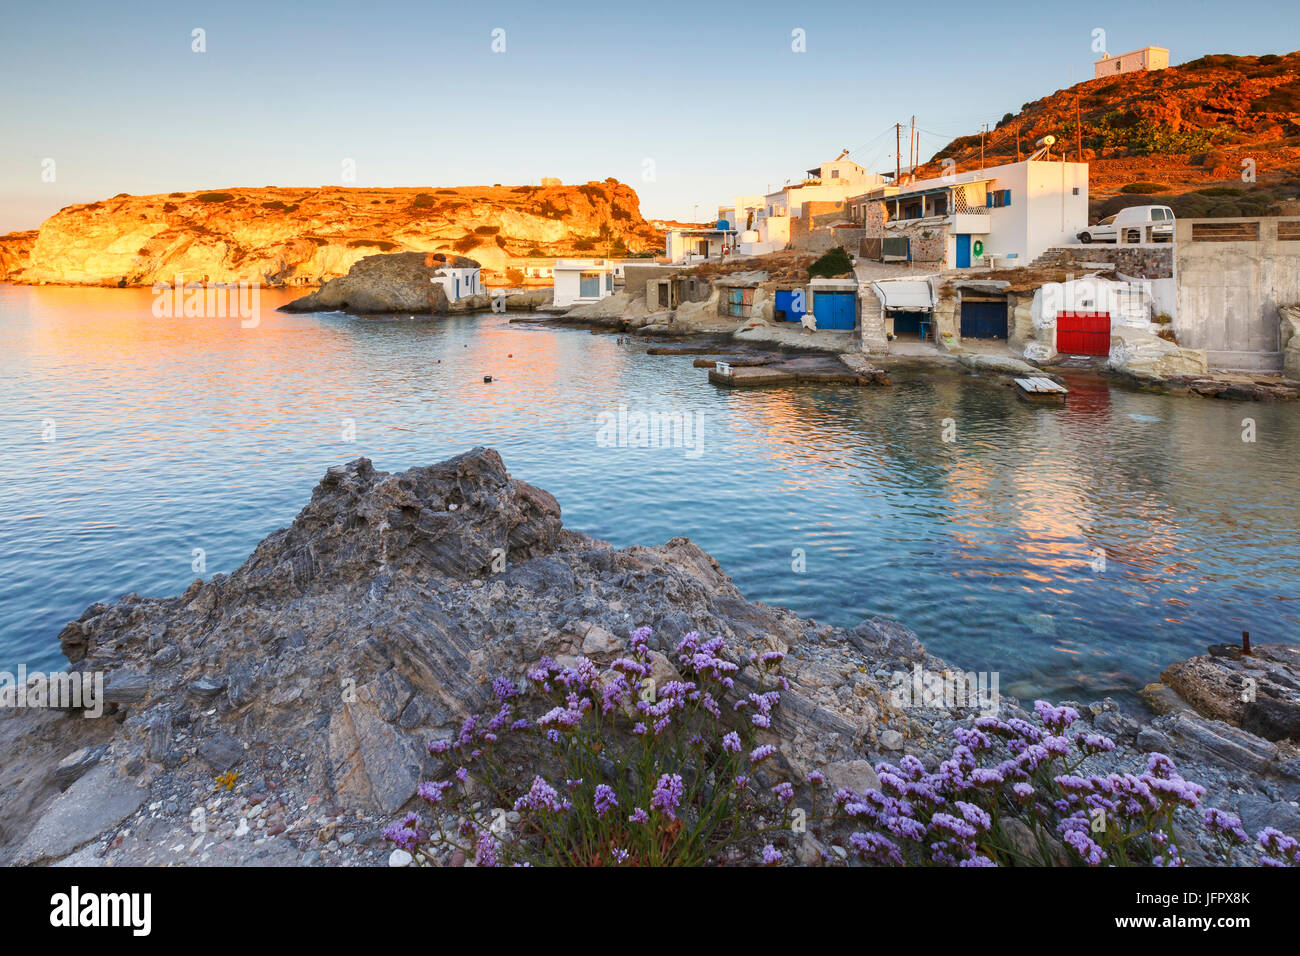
top-left (909, 115), bottom-right (916, 173)
top-left (1016, 128), bottom-right (1022, 162)
top-left (895, 123), bottom-right (901, 182)
top-left (1076, 96), bottom-right (1083, 162)
top-left (980, 123), bottom-right (987, 172)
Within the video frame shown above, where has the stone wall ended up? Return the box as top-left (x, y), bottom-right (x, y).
top-left (1032, 244), bottom-right (1173, 278)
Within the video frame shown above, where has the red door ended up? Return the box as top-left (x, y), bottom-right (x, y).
top-left (1057, 312), bottom-right (1111, 355)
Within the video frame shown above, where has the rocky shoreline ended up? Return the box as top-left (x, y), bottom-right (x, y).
top-left (1, 447), bottom-right (1296, 866)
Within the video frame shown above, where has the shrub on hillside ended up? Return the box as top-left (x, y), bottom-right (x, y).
top-left (808, 247), bottom-right (853, 279)
top-left (195, 192), bottom-right (235, 203)
top-left (1121, 182), bottom-right (1170, 194)
top-left (453, 236), bottom-right (480, 253)
top-left (412, 193), bottom-right (436, 209)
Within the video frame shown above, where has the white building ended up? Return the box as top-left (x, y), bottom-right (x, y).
top-left (665, 227), bottom-right (738, 264)
top-left (853, 157), bottom-right (1089, 270)
top-left (1094, 46), bottom-right (1169, 78)
top-left (552, 258), bottom-right (615, 308)
top-left (430, 267), bottom-right (483, 302)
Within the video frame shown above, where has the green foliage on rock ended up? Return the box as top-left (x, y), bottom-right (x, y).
top-left (808, 247), bottom-right (854, 279)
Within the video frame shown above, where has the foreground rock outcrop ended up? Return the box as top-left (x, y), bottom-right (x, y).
top-left (1, 448), bottom-right (1296, 866)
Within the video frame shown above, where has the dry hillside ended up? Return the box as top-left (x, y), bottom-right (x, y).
top-left (922, 51), bottom-right (1300, 219)
top-left (0, 180), bottom-right (664, 288)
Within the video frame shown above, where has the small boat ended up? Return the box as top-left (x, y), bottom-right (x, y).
top-left (1014, 376), bottom-right (1068, 404)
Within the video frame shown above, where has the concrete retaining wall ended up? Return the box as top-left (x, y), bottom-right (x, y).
top-left (1174, 217), bottom-right (1300, 371)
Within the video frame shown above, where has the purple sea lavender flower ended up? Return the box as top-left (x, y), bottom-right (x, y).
top-left (629, 626), bottom-right (653, 657)
top-left (428, 739), bottom-right (453, 756)
top-left (898, 754), bottom-right (926, 780)
top-left (514, 776), bottom-right (568, 814)
top-left (1034, 700), bottom-right (1080, 732)
top-left (1257, 828), bottom-right (1300, 866)
top-left (772, 782), bottom-right (795, 804)
top-left (455, 715), bottom-right (478, 748)
top-left (1054, 774), bottom-right (1095, 794)
top-left (382, 820), bottom-right (422, 852)
top-left (1074, 731), bottom-right (1116, 754)
top-left (510, 718), bottom-right (530, 731)
top-left (930, 812), bottom-right (978, 841)
top-left (475, 830), bottom-right (499, 867)
top-left (417, 780), bottom-right (453, 805)
top-left (954, 800), bottom-right (991, 832)
top-left (734, 774), bottom-right (750, 790)
top-left (628, 807), bottom-right (648, 824)
top-left (455, 767), bottom-right (468, 782)
top-left (1146, 775), bottom-right (1205, 809)
top-left (721, 731), bottom-right (742, 753)
top-left (954, 727), bottom-right (993, 752)
top-left (807, 771), bottom-right (825, 787)
top-left (593, 784), bottom-right (618, 819)
top-left (885, 815), bottom-right (927, 841)
top-left (849, 831), bottom-right (904, 865)
top-left (968, 768), bottom-right (1005, 789)
top-left (1059, 826), bottom-right (1106, 865)
top-left (749, 744), bottom-right (776, 764)
top-left (651, 773), bottom-right (684, 819)
top-left (1203, 809), bottom-right (1248, 845)
top-left (959, 855), bottom-right (998, 867)
top-left (760, 651), bottom-right (786, 667)
top-left (762, 844), bottom-right (782, 865)
top-left (492, 676), bottom-right (517, 701)
top-left (1012, 782), bottom-right (1035, 800)
top-left (1145, 752), bottom-right (1179, 779)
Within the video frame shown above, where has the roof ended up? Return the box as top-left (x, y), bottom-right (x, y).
top-left (872, 278), bottom-right (936, 311)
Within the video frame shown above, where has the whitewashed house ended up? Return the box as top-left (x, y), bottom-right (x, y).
top-left (430, 266), bottom-right (484, 302)
top-left (852, 155), bottom-right (1089, 270)
top-left (553, 259), bottom-right (615, 308)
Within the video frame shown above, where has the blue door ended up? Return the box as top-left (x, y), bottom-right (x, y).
top-left (956, 234), bottom-right (971, 268)
top-left (813, 292), bottom-right (856, 330)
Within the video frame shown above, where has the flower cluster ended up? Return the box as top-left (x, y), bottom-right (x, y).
top-left (385, 626), bottom-right (801, 866)
top-left (828, 701), bottom-right (1229, 868)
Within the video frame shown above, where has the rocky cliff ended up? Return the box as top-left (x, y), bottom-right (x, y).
top-left (0, 180), bottom-right (663, 288)
top-left (925, 50), bottom-right (1300, 215)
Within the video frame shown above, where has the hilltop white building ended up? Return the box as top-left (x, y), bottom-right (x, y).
top-left (1094, 46), bottom-right (1169, 78)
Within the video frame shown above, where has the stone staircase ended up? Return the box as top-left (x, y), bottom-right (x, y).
top-left (1029, 246), bottom-right (1115, 270)
top-left (857, 285), bottom-right (889, 353)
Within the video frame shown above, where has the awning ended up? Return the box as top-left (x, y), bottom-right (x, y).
top-left (872, 278), bottom-right (935, 311)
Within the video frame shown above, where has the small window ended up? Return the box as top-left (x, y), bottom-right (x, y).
top-left (831, 170), bottom-right (839, 179)
top-left (1072, 187), bottom-right (1080, 195)
top-left (987, 189), bottom-right (1012, 208)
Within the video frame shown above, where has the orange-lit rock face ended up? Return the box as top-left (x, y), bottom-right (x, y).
top-left (0, 181), bottom-right (664, 287)
top-left (916, 51), bottom-right (1300, 204)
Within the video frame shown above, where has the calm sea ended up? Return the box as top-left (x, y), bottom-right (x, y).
top-left (2, 283), bottom-right (1297, 704)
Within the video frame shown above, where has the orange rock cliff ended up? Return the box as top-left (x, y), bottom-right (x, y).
top-left (0, 180), bottom-right (665, 288)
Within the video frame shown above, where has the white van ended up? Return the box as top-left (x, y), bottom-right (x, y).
top-left (1078, 205), bottom-right (1175, 244)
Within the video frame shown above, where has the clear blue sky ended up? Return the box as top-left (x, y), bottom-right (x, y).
top-left (1, 0), bottom-right (1296, 232)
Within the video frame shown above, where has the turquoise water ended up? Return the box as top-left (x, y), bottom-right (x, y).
top-left (2, 283), bottom-right (1297, 703)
